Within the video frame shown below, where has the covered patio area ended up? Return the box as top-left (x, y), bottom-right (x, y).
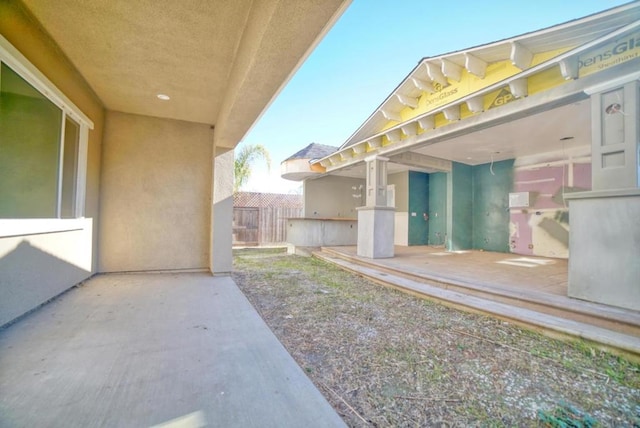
top-left (0, 273), bottom-right (346, 427)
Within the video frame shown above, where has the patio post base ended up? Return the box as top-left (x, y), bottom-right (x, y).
top-left (356, 206), bottom-right (395, 259)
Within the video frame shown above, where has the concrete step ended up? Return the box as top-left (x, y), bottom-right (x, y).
top-left (314, 248), bottom-right (640, 357)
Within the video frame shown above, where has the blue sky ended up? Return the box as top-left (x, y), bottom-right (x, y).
top-left (239, 0), bottom-right (630, 193)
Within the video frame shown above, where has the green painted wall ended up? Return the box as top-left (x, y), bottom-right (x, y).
top-left (428, 172), bottom-right (447, 245)
top-left (408, 171), bottom-right (429, 245)
top-left (419, 160), bottom-right (515, 252)
top-left (448, 162), bottom-right (473, 251)
top-left (472, 159), bottom-right (513, 252)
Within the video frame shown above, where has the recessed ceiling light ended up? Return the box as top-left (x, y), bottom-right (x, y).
top-left (157, 94), bottom-right (170, 101)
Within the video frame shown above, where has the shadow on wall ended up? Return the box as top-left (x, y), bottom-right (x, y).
top-left (0, 240), bottom-right (91, 327)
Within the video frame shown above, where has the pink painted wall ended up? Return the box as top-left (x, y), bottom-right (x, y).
top-left (509, 160), bottom-right (591, 258)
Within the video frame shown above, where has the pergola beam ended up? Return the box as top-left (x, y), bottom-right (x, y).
top-left (510, 41), bottom-right (533, 70)
top-left (464, 53), bottom-right (487, 78)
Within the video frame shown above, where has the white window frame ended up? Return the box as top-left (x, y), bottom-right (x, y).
top-left (0, 35), bottom-right (93, 236)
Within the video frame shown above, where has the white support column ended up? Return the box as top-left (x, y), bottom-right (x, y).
top-left (357, 155), bottom-right (394, 258)
top-left (364, 155), bottom-right (389, 207)
top-left (590, 80), bottom-right (639, 190)
top-left (210, 146), bottom-right (234, 275)
top-left (566, 78), bottom-right (640, 310)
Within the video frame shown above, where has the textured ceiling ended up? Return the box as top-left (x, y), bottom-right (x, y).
top-left (21, 0), bottom-right (350, 149)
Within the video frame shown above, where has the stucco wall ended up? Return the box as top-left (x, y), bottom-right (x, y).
top-left (0, 1), bottom-right (104, 326)
top-left (388, 172), bottom-right (408, 211)
top-left (304, 175), bottom-right (364, 218)
top-left (0, 220), bottom-right (93, 326)
top-left (99, 111), bottom-right (212, 272)
top-left (389, 171), bottom-right (408, 245)
top-left (567, 192), bottom-right (640, 310)
top-left (287, 218), bottom-right (357, 247)
top-left (211, 149), bottom-right (233, 274)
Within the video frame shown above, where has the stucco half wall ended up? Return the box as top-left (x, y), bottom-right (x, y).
top-left (99, 111), bottom-right (213, 272)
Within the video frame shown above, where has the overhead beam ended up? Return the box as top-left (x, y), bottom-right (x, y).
top-left (400, 122), bottom-right (418, 137)
top-left (466, 96), bottom-right (484, 113)
top-left (339, 150), bottom-right (351, 161)
top-left (417, 116), bottom-right (435, 131)
top-left (510, 41), bottom-right (533, 70)
top-left (385, 129), bottom-right (402, 143)
top-left (509, 79), bottom-right (528, 98)
top-left (411, 77), bottom-right (435, 93)
top-left (390, 152), bottom-right (452, 172)
top-left (443, 105), bottom-right (460, 121)
top-left (441, 58), bottom-right (462, 82)
top-left (425, 61), bottom-right (448, 86)
top-left (351, 142), bottom-right (367, 155)
top-left (464, 53), bottom-right (487, 78)
top-left (329, 154), bottom-right (342, 165)
top-left (381, 108), bottom-right (402, 122)
top-left (366, 137), bottom-right (382, 150)
top-left (559, 58), bottom-right (578, 80)
top-left (395, 93), bottom-right (418, 108)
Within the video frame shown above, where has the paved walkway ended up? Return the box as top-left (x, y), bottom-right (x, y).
top-left (0, 273), bottom-right (346, 428)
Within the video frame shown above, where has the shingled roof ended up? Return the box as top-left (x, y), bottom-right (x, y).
top-left (283, 142), bottom-right (337, 162)
top-left (233, 192), bottom-right (303, 209)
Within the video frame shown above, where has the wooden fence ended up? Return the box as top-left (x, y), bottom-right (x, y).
top-left (233, 206), bottom-right (302, 246)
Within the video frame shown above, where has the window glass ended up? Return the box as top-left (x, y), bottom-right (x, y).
top-left (0, 63), bottom-right (62, 218)
top-left (61, 117), bottom-right (79, 218)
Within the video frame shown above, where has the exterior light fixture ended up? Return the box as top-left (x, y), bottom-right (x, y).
top-left (559, 136), bottom-right (574, 141)
top-left (157, 94), bottom-right (171, 101)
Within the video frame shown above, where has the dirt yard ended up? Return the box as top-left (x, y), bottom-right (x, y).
top-left (232, 248), bottom-right (640, 427)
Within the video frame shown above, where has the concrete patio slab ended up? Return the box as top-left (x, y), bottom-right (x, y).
top-left (0, 273), bottom-right (346, 428)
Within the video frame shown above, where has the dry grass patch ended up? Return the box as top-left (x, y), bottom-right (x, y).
top-left (232, 248), bottom-right (640, 427)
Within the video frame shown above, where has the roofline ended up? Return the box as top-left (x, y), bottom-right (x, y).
top-left (321, 19), bottom-right (640, 169)
top-left (339, 0), bottom-right (640, 150)
top-left (417, 0), bottom-right (640, 64)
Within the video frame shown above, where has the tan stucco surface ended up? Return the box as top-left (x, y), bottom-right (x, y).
top-left (211, 150), bottom-right (234, 274)
top-left (304, 176), bottom-right (364, 218)
top-left (0, 220), bottom-right (93, 326)
top-left (99, 112), bottom-right (212, 272)
top-left (388, 171), bottom-right (409, 211)
top-left (20, 0), bottom-right (350, 151)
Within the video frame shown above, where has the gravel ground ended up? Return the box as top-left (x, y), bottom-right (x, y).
top-left (232, 248), bottom-right (640, 427)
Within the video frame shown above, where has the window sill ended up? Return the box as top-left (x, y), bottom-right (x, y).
top-left (0, 218), bottom-right (89, 238)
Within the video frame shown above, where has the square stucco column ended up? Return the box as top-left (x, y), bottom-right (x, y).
top-left (357, 155), bottom-right (394, 258)
top-left (565, 78), bottom-right (640, 310)
top-left (357, 206), bottom-right (395, 258)
top-left (210, 149), bottom-right (233, 274)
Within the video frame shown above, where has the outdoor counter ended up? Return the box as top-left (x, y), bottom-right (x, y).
top-left (286, 217), bottom-right (358, 249)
